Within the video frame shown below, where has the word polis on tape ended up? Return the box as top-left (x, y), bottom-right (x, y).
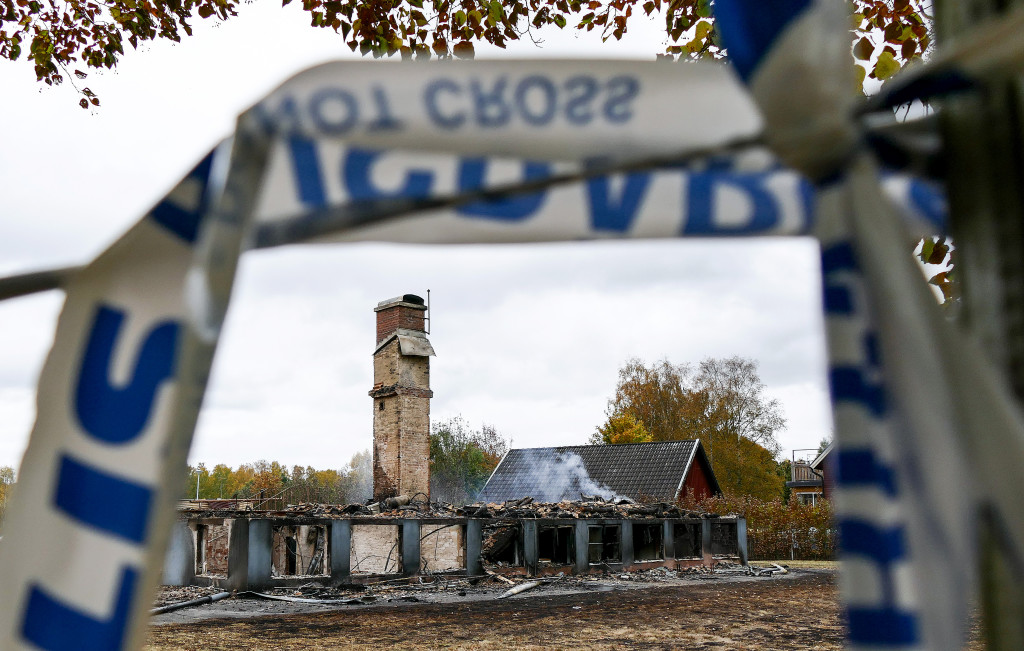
top-left (257, 138), bottom-right (946, 238)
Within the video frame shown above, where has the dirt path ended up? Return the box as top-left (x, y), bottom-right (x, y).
top-left (146, 570), bottom-right (845, 650)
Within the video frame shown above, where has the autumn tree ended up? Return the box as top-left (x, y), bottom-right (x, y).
top-left (1, 0), bottom-right (931, 106)
top-left (695, 356), bottom-right (785, 457)
top-left (429, 416), bottom-right (509, 504)
top-left (709, 436), bottom-right (784, 501)
top-left (590, 412), bottom-right (651, 445)
top-left (850, 0), bottom-right (932, 86)
top-left (597, 356), bottom-right (786, 499)
top-left (601, 358), bottom-right (703, 441)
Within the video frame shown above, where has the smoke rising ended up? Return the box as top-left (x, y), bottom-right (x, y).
top-left (511, 449), bottom-right (623, 502)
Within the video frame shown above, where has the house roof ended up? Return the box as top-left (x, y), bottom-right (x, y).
top-left (476, 440), bottom-right (719, 503)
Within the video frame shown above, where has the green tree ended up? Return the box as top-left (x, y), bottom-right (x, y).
top-left (184, 463), bottom-right (207, 500)
top-left (1, 0), bottom-right (930, 106)
top-left (776, 458), bottom-right (792, 502)
top-left (429, 416), bottom-right (508, 504)
top-left (816, 435), bottom-right (832, 456)
top-left (0, 465), bottom-right (15, 526)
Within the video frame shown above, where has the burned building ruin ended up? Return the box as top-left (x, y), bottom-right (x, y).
top-left (165, 499), bottom-right (747, 590)
top-left (165, 294), bottom-right (747, 590)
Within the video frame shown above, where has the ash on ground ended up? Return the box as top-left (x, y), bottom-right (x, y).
top-left (151, 562), bottom-right (798, 625)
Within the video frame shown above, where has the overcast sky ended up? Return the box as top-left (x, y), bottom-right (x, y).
top-left (0, 4), bottom-right (833, 471)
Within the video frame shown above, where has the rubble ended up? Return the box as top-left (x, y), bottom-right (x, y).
top-left (154, 561), bottom-right (795, 615)
top-left (152, 585), bottom-right (226, 608)
top-left (151, 591), bottom-right (230, 615)
top-left (610, 565), bottom-right (716, 581)
top-left (497, 579), bottom-right (545, 599)
top-left (238, 591), bottom-right (377, 605)
top-left (459, 496), bottom-right (713, 521)
top-left (182, 495), bottom-right (725, 522)
top-left (745, 563), bottom-right (790, 577)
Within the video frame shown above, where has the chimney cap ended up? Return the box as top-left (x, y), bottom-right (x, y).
top-left (376, 294), bottom-right (426, 310)
top-left (374, 292), bottom-right (425, 311)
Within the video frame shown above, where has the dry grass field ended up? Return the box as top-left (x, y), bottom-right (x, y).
top-left (146, 570), bottom-right (846, 650)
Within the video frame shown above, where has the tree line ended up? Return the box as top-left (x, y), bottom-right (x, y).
top-left (185, 452), bottom-right (373, 506)
top-left (180, 416), bottom-right (508, 506)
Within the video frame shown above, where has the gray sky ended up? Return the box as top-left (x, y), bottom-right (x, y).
top-left (0, 4), bottom-right (833, 471)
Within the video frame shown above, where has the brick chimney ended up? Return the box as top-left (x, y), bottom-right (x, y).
top-left (370, 295), bottom-right (434, 501)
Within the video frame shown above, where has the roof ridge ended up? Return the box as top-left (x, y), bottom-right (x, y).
top-left (507, 440), bottom-right (698, 452)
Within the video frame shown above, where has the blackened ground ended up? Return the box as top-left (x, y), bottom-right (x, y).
top-left (146, 570), bottom-right (848, 649)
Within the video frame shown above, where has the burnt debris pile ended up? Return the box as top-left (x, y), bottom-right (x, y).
top-left (181, 494), bottom-right (726, 521)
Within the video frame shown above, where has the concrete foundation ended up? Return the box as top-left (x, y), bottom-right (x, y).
top-left (226, 519), bottom-right (272, 591)
top-left (170, 514), bottom-right (746, 590)
top-left (162, 521), bottom-right (195, 586)
top-left (330, 520), bottom-right (351, 582)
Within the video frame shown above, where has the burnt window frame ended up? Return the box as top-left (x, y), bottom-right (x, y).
top-left (587, 524), bottom-right (622, 565)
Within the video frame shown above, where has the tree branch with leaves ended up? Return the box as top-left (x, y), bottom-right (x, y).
top-left (3, 0), bottom-right (933, 106)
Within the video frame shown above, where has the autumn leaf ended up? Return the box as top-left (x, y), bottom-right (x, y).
top-left (853, 36), bottom-right (873, 61)
top-left (874, 50), bottom-right (900, 80)
top-left (901, 38), bottom-right (916, 59)
top-left (919, 237), bottom-right (935, 263)
top-left (452, 39), bottom-right (474, 59)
